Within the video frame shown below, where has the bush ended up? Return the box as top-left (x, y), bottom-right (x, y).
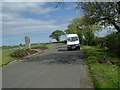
top-left (10, 49), bottom-right (28, 58)
top-left (91, 37), bottom-right (106, 47)
top-left (105, 32), bottom-right (120, 57)
top-left (10, 49), bottom-right (37, 58)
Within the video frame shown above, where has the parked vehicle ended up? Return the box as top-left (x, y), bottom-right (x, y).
top-left (66, 34), bottom-right (80, 50)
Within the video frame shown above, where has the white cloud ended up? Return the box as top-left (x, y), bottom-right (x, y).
top-left (2, 2), bottom-right (57, 15)
top-left (2, 15), bottom-right (59, 35)
top-left (2, 2), bottom-right (65, 35)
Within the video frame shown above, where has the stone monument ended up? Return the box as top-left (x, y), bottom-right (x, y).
top-left (25, 36), bottom-right (31, 49)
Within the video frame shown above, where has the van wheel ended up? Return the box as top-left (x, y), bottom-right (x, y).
top-left (77, 46), bottom-right (80, 50)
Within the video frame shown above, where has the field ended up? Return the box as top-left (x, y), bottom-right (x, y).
top-left (81, 45), bottom-right (119, 88)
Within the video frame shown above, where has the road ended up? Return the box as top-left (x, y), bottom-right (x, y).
top-left (2, 44), bottom-right (94, 88)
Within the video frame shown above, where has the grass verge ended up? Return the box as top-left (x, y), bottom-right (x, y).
top-left (1, 43), bottom-right (55, 67)
top-left (2, 50), bottom-right (17, 66)
top-left (81, 45), bottom-right (119, 89)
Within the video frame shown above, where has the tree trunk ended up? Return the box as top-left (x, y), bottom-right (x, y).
top-left (111, 22), bottom-right (120, 33)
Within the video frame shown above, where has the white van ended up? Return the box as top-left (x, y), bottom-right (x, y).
top-left (67, 34), bottom-right (80, 50)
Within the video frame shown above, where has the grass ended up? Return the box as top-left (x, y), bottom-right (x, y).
top-left (1, 43), bottom-right (55, 67)
top-left (81, 45), bottom-right (119, 89)
top-left (0, 45), bottom-right (22, 50)
top-left (1, 43), bottom-right (55, 50)
top-left (2, 50), bottom-right (17, 66)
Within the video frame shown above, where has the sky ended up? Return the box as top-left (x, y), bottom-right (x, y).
top-left (1, 2), bottom-right (112, 46)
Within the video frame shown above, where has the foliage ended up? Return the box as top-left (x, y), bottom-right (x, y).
top-left (65, 23), bottom-right (83, 43)
top-left (83, 26), bottom-right (95, 46)
top-left (10, 49), bottom-right (37, 59)
top-left (49, 30), bottom-right (65, 42)
top-left (91, 37), bottom-right (106, 46)
top-left (76, 2), bottom-right (120, 32)
top-left (105, 32), bottom-right (120, 57)
top-left (65, 17), bottom-right (100, 44)
top-left (2, 43), bottom-right (54, 67)
top-left (82, 45), bottom-right (119, 88)
top-left (10, 49), bottom-right (29, 58)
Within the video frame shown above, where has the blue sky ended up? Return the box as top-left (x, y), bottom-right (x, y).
top-left (1, 2), bottom-right (111, 46)
top-left (2, 2), bottom-right (84, 46)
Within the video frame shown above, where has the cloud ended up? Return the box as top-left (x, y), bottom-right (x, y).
top-left (2, 2), bottom-right (57, 15)
top-left (2, 14), bottom-right (59, 35)
top-left (2, 2), bottom-right (65, 35)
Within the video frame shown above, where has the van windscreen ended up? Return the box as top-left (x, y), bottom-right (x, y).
top-left (67, 37), bottom-right (78, 42)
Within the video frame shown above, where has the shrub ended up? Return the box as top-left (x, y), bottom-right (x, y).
top-left (10, 49), bottom-right (28, 58)
top-left (91, 37), bottom-right (106, 47)
top-left (105, 32), bottom-right (120, 57)
top-left (10, 49), bottom-right (37, 58)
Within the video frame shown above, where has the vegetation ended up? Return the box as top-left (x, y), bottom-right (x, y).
top-left (2, 50), bottom-right (17, 66)
top-left (31, 45), bottom-right (48, 50)
top-left (50, 2), bottom-right (120, 88)
top-left (81, 45), bottom-right (119, 88)
top-left (10, 49), bottom-right (37, 59)
top-left (76, 2), bottom-right (120, 32)
top-left (2, 43), bottom-right (54, 67)
top-left (82, 26), bottom-right (95, 46)
top-left (65, 18), bottom-right (83, 42)
top-left (105, 32), bottom-right (120, 57)
top-left (65, 17), bottom-right (100, 44)
top-left (49, 30), bottom-right (65, 42)
top-left (0, 46), bottom-right (19, 50)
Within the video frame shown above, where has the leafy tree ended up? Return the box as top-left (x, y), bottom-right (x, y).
top-left (105, 32), bottom-right (120, 56)
top-left (65, 23), bottom-right (83, 38)
top-left (55, 2), bottom-right (120, 32)
top-left (76, 2), bottom-right (120, 32)
top-left (65, 17), bottom-right (100, 44)
top-left (65, 17), bottom-right (85, 43)
top-left (83, 26), bottom-right (95, 46)
top-left (49, 30), bottom-right (65, 42)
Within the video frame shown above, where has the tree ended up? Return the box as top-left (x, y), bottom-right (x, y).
top-left (65, 24), bottom-right (83, 43)
top-left (49, 30), bottom-right (65, 42)
top-left (76, 2), bottom-right (120, 32)
top-left (83, 26), bottom-right (95, 46)
top-left (105, 32), bottom-right (120, 56)
top-left (55, 2), bottom-right (120, 32)
top-left (65, 17), bottom-right (85, 43)
top-left (65, 17), bottom-right (100, 44)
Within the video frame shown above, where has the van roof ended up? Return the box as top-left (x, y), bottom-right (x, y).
top-left (67, 34), bottom-right (78, 38)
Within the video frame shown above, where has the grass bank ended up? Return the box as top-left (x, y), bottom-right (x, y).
top-left (1, 43), bottom-right (55, 67)
top-left (81, 45), bottom-right (119, 89)
top-left (2, 50), bottom-right (17, 66)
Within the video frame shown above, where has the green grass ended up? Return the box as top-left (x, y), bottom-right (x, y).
top-left (1, 43), bottom-right (55, 67)
top-left (81, 45), bottom-right (119, 89)
top-left (1, 46), bottom-right (19, 50)
top-left (31, 43), bottom-right (54, 49)
top-left (1, 43), bottom-right (55, 50)
top-left (2, 50), bottom-right (17, 66)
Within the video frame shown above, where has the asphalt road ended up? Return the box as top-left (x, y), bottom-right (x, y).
top-left (2, 44), bottom-right (94, 88)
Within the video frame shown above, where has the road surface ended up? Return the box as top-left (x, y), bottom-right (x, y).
top-left (3, 44), bottom-right (94, 88)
